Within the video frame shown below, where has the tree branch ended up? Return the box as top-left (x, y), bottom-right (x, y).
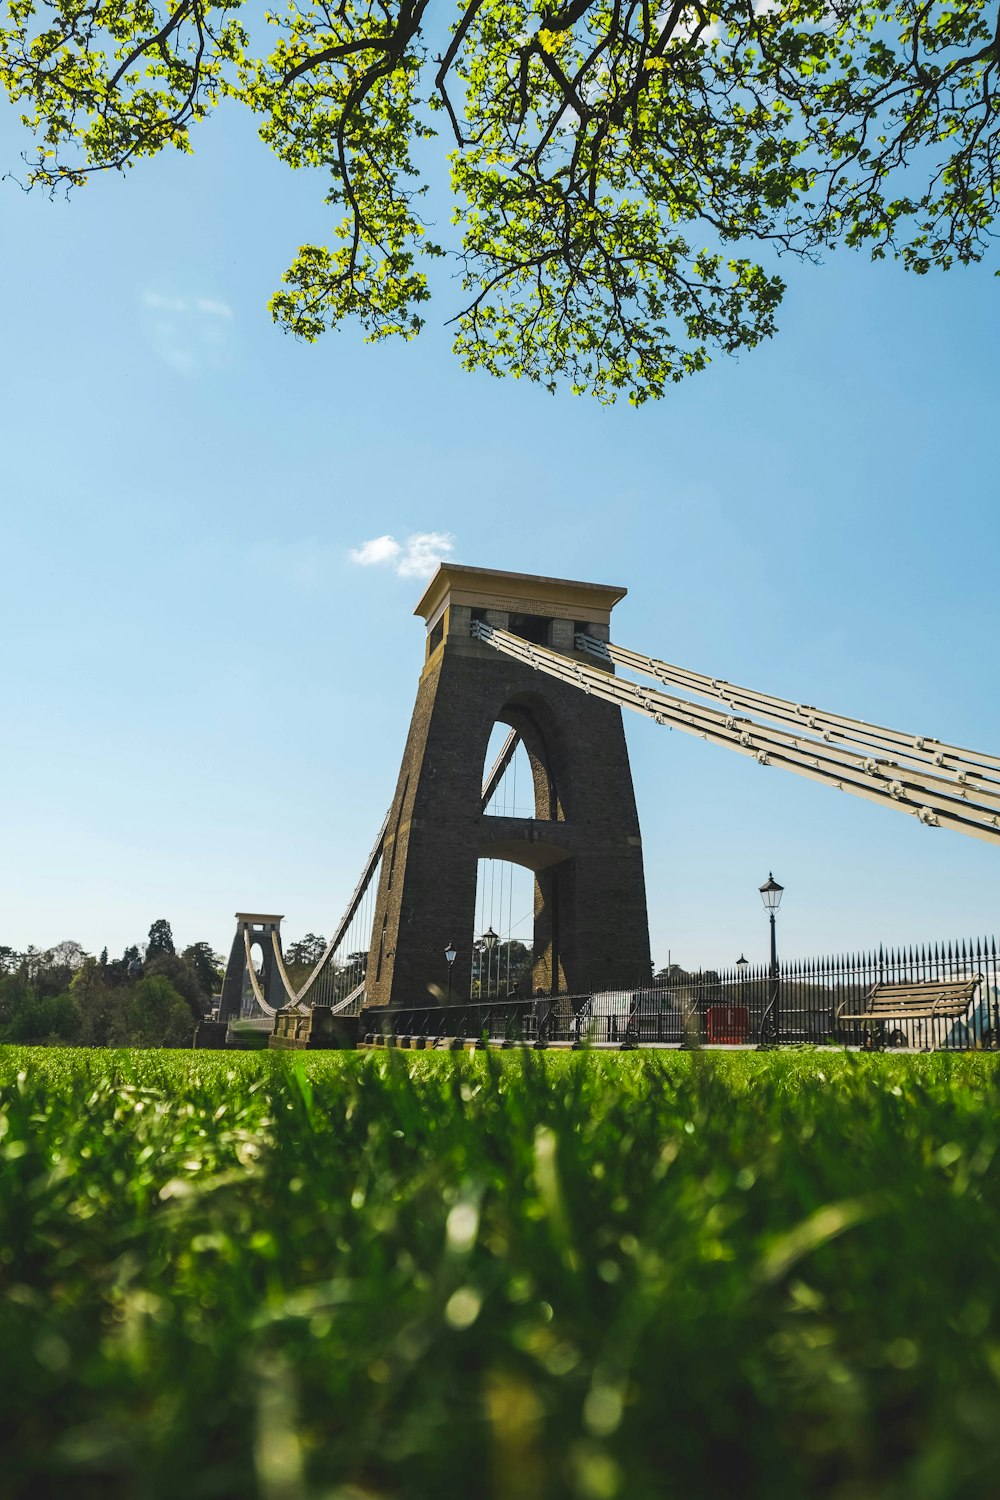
top-left (106, 1), bottom-right (192, 94)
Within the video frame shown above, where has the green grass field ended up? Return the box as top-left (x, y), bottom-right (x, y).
top-left (2, 1046), bottom-right (1000, 1500)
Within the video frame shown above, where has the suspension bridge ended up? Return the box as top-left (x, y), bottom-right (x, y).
top-left (215, 564), bottom-right (999, 1039)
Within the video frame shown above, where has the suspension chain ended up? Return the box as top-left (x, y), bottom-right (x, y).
top-left (472, 622), bottom-right (1000, 847)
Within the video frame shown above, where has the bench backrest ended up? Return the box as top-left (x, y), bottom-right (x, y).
top-left (835, 975), bottom-right (983, 1022)
top-left (866, 976), bottom-right (982, 1019)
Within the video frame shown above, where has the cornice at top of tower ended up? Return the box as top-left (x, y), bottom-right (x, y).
top-left (414, 564), bottom-right (627, 627)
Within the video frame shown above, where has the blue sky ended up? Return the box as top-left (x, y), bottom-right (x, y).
top-left (1, 95), bottom-right (998, 972)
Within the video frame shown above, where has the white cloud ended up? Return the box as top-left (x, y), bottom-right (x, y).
top-left (140, 289), bottom-right (235, 375)
top-left (350, 535), bottom-right (403, 567)
top-left (350, 531), bottom-right (455, 579)
top-left (397, 532), bottom-right (455, 577)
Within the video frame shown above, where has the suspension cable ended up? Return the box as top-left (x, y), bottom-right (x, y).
top-left (266, 810), bottom-right (390, 1010)
top-left (472, 622), bottom-right (1000, 847)
top-left (579, 636), bottom-right (1000, 785)
top-left (482, 728), bottom-right (521, 808)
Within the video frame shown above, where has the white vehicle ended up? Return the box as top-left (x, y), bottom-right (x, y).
top-left (581, 988), bottom-right (695, 1045)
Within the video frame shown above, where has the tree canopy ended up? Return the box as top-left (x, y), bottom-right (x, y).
top-left (0, 925), bottom-right (222, 1044)
top-left (284, 932), bottom-right (328, 969)
top-left (182, 940), bottom-right (223, 993)
top-left (146, 916), bottom-right (176, 958)
top-left (3, 0), bottom-right (997, 401)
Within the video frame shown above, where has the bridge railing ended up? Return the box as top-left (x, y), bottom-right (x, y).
top-left (359, 936), bottom-right (1000, 1050)
top-left (361, 995), bottom-right (593, 1047)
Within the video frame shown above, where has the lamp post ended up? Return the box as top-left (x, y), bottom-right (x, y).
top-left (735, 952), bottom-right (749, 1037)
top-left (476, 926), bottom-right (499, 1047)
top-left (758, 874), bottom-right (784, 1046)
top-left (480, 926), bottom-right (499, 999)
top-left (444, 941), bottom-right (457, 1005)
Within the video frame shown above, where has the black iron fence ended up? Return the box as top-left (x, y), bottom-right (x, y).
top-left (362, 994), bottom-right (589, 1048)
top-left (359, 937), bottom-right (1000, 1051)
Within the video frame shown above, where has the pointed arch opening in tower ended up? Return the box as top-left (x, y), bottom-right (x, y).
top-left (482, 722), bottom-right (536, 819)
top-left (242, 940), bottom-right (266, 1018)
top-left (481, 705), bottom-right (565, 822)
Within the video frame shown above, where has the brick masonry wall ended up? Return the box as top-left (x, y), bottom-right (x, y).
top-left (365, 633), bottom-right (651, 1007)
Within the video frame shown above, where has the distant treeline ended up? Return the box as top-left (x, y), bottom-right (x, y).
top-left (0, 931), bottom-right (752, 1048)
top-left (0, 921), bottom-right (222, 1048)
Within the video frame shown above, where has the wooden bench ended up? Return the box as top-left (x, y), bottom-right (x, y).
top-left (836, 975), bottom-right (982, 1049)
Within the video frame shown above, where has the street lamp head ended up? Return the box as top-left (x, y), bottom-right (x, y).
top-left (735, 954), bottom-right (749, 970)
top-left (444, 942), bottom-right (457, 967)
top-left (481, 926), bottom-right (499, 954)
top-left (759, 873), bottom-right (784, 913)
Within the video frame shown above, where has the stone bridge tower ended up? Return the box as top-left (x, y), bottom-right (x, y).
top-left (365, 565), bottom-right (651, 1007)
top-left (217, 912), bottom-right (286, 1022)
